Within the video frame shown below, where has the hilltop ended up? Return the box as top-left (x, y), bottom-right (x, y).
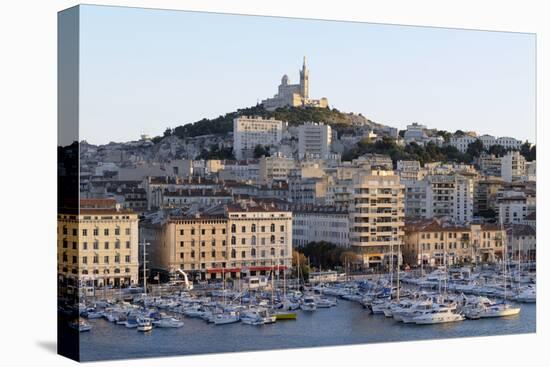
top-left (157, 105), bottom-right (386, 142)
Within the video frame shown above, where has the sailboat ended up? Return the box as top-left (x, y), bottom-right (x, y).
top-left (465, 215), bottom-right (520, 319)
top-left (276, 253), bottom-right (299, 318)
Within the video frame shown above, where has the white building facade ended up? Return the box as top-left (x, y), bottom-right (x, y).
top-left (233, 116), bottom-right (284, 160)
top-left (298, 122), bottom-right (332, 159)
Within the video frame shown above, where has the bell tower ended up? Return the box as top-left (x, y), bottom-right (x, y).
top-left (299, 56), bottom-right (309, 99)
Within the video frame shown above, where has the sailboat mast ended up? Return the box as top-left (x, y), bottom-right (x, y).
top-left (397, 241), bottom-right (400, 301)
top-left (389, 243), bottom-right (393, 299)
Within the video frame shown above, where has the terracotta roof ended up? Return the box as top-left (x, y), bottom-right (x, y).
top-left (80, 198), bottom-right (117, 209)
top-left (226, 203), bottom-right (290, 213)
top-left (80, 208), bottom-right (136, 215)
top-left (506, 224), bottom-right (536, 237)
top-left (525, 211), bottom-right (536, 220)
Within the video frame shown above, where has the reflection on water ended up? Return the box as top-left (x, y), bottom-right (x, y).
top-left (79, 301), bottom-right (535, 361)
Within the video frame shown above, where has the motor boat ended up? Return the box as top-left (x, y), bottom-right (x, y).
top-left (214, 311), bottom-right (240, 325)
top-left (81, 308), bottom-right (103, 319)
top-left (398, 301), bottom-right (436, 324)
top-left (515, 287), bottom-right (536, 303)
top-left (69, 319), bottom-right (92, 332)
top-left (300, 296), bottom-right (317, 312)
top-left (315, 297), bottom-right (337, 308)
top-left (462, 297), bottom-right (521, 319)
top-left (153, 317), bottom-right (184, 328)
top-left (137, 318), bottom-right (153, 332)
top-left (125, 316), bottom-right (139, 328)
top-left (412, 306), bottom-right (465, 325)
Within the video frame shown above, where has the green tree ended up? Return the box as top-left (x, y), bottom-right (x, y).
top-left (466, 139), bottom-right (485, 157)
top-left (488, 144), bottom-right (507, 157)
top-left (253, 145), bottom-right (271, 158)
top-left (292, 250), bottom-right (310, 280)
top-left (520, 142), bottom-right (536, 161)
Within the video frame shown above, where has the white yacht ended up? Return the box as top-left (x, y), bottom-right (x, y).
top-left (137, 318), bottom-right (153, 332)
top-left (300, 296), bottom-right (317, 312)
top-left (478, 302), bottom-right (521, 318)
top-left (69, 319), bottom-right (92, 332)
top-left (398, 301), bottom-right (436, 324)
top-left (462, 297), bottom-right (521, 319)
top-left (413, 307), bottom-right (465, 325)
top-left (153, 317), bottom-right (184, 328)
top-left (315, 297), bottom-right (337, 308)
top-left (214, 311), bottom-right (240, 325)
top-left (515, 287), bottom-right (536, 303)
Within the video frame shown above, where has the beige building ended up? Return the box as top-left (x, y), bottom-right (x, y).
top-left (258, 153), bottom-right (296, 184)
top-left (57, 199), bottom-right (139, 289)
top-left (473, 178), bottom-right (503, 215)
top-left (501, 150), bottom-right (526, 182)
top-left (349, 170), bottom-right (405, 267)
top-left (261, 57), bottom-right (329, 111)
top-left (506, 224), bottom-right (536, 261)
top-left (403, 218), bottom-right (505, 266)
top-left (145, 203), bottom-right (292, 280)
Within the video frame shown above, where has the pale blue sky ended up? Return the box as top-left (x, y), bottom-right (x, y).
top-left (79, 5), bottom-right (536, 145)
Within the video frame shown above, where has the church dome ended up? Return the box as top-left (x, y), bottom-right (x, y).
top-left (281, 74), bottom-right (289, 85)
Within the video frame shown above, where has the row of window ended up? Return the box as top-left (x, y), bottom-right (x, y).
top-left (176, 224), bottom-right (286, 237)
top-left (62, 227), bottom-right (132, 236)
top-left (178, 235), bottom-right (286, 247)
top-left (62, 240), bottom-right (131, 250)
top-left (61, 268), bottom-right (132, 275)
top-left (61, 254), bottom-right (132, 264)
top-left (181, 248), bottom-right (285, 259)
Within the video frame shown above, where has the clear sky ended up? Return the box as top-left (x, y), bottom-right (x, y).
top-left (79, 5), bottom-right (536, 145)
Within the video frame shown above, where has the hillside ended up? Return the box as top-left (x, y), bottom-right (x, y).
top-left (159, 105), bottom-right (382, 141)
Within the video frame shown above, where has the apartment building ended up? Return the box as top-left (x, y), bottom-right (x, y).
top-left (145, 203), bottom-right (292, 280)
top-left (233, 116), bottom-right (284, 160)
top-left (425, 174), bottom-right (474, 224)
top-left (403, 218), bottom-right (505, 266)
top-left (501, 150), bottom-right (526, 182)
top-left (349, 170), bottom-right (405, 268)
top-left (298, 122), bottom-right (332, 159)
top-left (292, 206), bottom-right (350, 247)
top-left (57, 198), bottom-right (139, 288)
top-left (258, 153), bottom-right (296, 184)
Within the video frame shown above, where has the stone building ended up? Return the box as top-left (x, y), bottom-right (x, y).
top-left (144, 203), bottom-right (292, 281)
top-left (57, 198), bottom-right (140, 289)
top-left (403, 218), bottom-right (505, 266)
top-left (261, 57), bottom-right (329, 111)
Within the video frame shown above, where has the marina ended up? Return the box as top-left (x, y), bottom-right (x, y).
top-left (58, 265), bottom-right (536, 361)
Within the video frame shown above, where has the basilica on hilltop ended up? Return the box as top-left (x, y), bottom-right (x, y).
top-left (261, 57), bottom-right (329, 111)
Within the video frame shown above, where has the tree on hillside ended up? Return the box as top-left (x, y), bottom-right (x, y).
top-left (198, 144), bottom-right (234, 160)
top-left (466, 139), bottom-right (484, 157)
top-left (520, 142), bottom-right (536, 161)
top-left (488, 144), bottom-right (507, 157)
top-left (436, 130), bottom-right (452, 143)
top-left (253, 145), bottom-right (271, 158)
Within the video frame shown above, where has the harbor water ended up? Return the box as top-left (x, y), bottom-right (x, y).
top-left (77, 300), bottom-right (535, 361)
